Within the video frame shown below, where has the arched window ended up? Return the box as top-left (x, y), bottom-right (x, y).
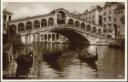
top-left (34, 20), bottom-right (40, 28)
top-left (26, 21), bottom-right (32, 30)
top-left (48, 17), bottom-right (54, 25)
top-left (75, 21), bottom-right (79, 27)
top-left (68, 19), bottom-right (74, 26)
top-left (98, 28), bottom-right (102, 34)
top-left (86, 25), bottom-right (91, 31)
top-left (18, 23), bottom-right (25, 32)
top-left (57, 10), bottom-right (66, 24)
top-left (92, 27), bottom-right (96, 33)
top-left (41, 19), bottom-right (47, 27)
top-left (81, 23), bottom-right (85, 30)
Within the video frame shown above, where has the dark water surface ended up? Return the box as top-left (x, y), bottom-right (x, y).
top-left (10, 43), bottom-right (125, 79)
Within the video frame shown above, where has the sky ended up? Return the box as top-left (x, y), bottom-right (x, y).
top-left (4, 2), bottom-right (105, 20)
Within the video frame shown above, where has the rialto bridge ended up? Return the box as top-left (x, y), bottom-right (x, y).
top-left (9, 8), bottom-right (107, 44)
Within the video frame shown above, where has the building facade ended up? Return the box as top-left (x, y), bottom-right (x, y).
top-left (101, 2), bottom-right (125, 39)
top-left (82, 5), bottom-right (102, 25)
top-left (80, 2), bottom-right (125, 39)
top-left (3, 9), bottom-right (13, 34)
top-left (114, 3), bottom-right (125, 39)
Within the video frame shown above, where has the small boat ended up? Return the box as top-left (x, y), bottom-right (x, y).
top-left (15, 51), bottom-right (33, 77)
top-left (79, 47), bottom-right (98, 63)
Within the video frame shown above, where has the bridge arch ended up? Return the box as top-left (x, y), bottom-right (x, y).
top-left (26, 21), bottom-right (32, 30)
top-left (50, 27), bottom-right (90, 44)
top-left (48, 17), bottom-right (54, 25)
top-left (41, 19), bottom-right (47, 27)
top-left (86, 25), bottom-right (91, 32)
top-left (57, 10), bottom-right (66, 24)
top-left (18, 23), bottom-right (25, 32)
top-left (75, 21), bottom-right (80, 27)
top-left (81, 23), bottom-right (85, 30)
top-left (34, 20), bottom-right (40, 28)
top-left (68, 19), bottom-right (74, 26)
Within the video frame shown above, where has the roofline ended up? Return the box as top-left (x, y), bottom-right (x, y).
top-left (10, 13), bottom-right (55, 23)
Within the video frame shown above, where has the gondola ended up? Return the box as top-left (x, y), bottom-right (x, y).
top-left (79, 47), bottom-right (98, 63)
top-left (15, 51), bottom-right (33, 77)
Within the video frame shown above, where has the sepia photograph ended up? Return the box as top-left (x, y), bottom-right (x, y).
top-left (1, 0), bottom-right (127, 81)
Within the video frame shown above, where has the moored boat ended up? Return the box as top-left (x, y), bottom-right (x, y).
top-left (78, 47), bottom-right (98, 63)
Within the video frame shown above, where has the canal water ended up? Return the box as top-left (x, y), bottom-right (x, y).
top-left (9, 43), bottom-right (125, 79)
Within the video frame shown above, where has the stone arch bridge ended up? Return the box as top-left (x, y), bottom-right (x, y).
top-left (9, 8), bottom-right (107, 44)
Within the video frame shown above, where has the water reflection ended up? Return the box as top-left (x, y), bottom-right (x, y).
top-left (7, 43), bottom-right (124, 79)
top-left (43, 51), bottom-right (62, 70)
top-left (37, 43), bottom-right (98, 79)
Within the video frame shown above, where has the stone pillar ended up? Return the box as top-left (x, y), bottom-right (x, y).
top-left (54, 33), bottom-right (55, 42)
top-left (42, 34), bottom-right (44, 42)
top-left (50, 34), bottom-right (52, 42)
top-left (54, 14), bottom-right (58, 25)
top-left (46, 19), bottom-right (48, 28)
top-left (59, 35), bottom-right (61, 42)
top-left (25, 35), bottom-right (28, 44)
top-left (65, 16), bottom-right (69, 25)
top-left (47, 34), bottom-right (48, 42)
top-left (28, 35), bottom-right (30, 44)
top-left (15, 24), bottom-right (18, 34)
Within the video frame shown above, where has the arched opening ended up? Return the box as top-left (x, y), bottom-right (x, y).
top-left (48, 17), bottom-right (54, 25)
top-left (26, 21), bottom-right (32, 30)
top-left (41, 19), bottom-right (47, 27)
top-left (44, 34), bottom-right (47, 41)
top-left (18, 23), bottom-right (25, 32)
top-left (48, 34), bottom-right (51, 41)
top-left (98, 28), bottom-right (102, 34)
top-left (57, 10), bottom-right (66, 24)
top-left (92, 26), bottom-right (96, 33)
top-left (86, 25), bottom-right (91, 32)
top-left (75, 21), bottom-right (79, 27)
top-left (34, 20), bottom-right (40, 28)
top-left (52, 34), bottom-right (55, 41)
top-left (56, 34), bottom-right (59, 40)
top-left (81, 23), bottom-right (85, 30)
top-left (68, 19), bottom-right (74, 26)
